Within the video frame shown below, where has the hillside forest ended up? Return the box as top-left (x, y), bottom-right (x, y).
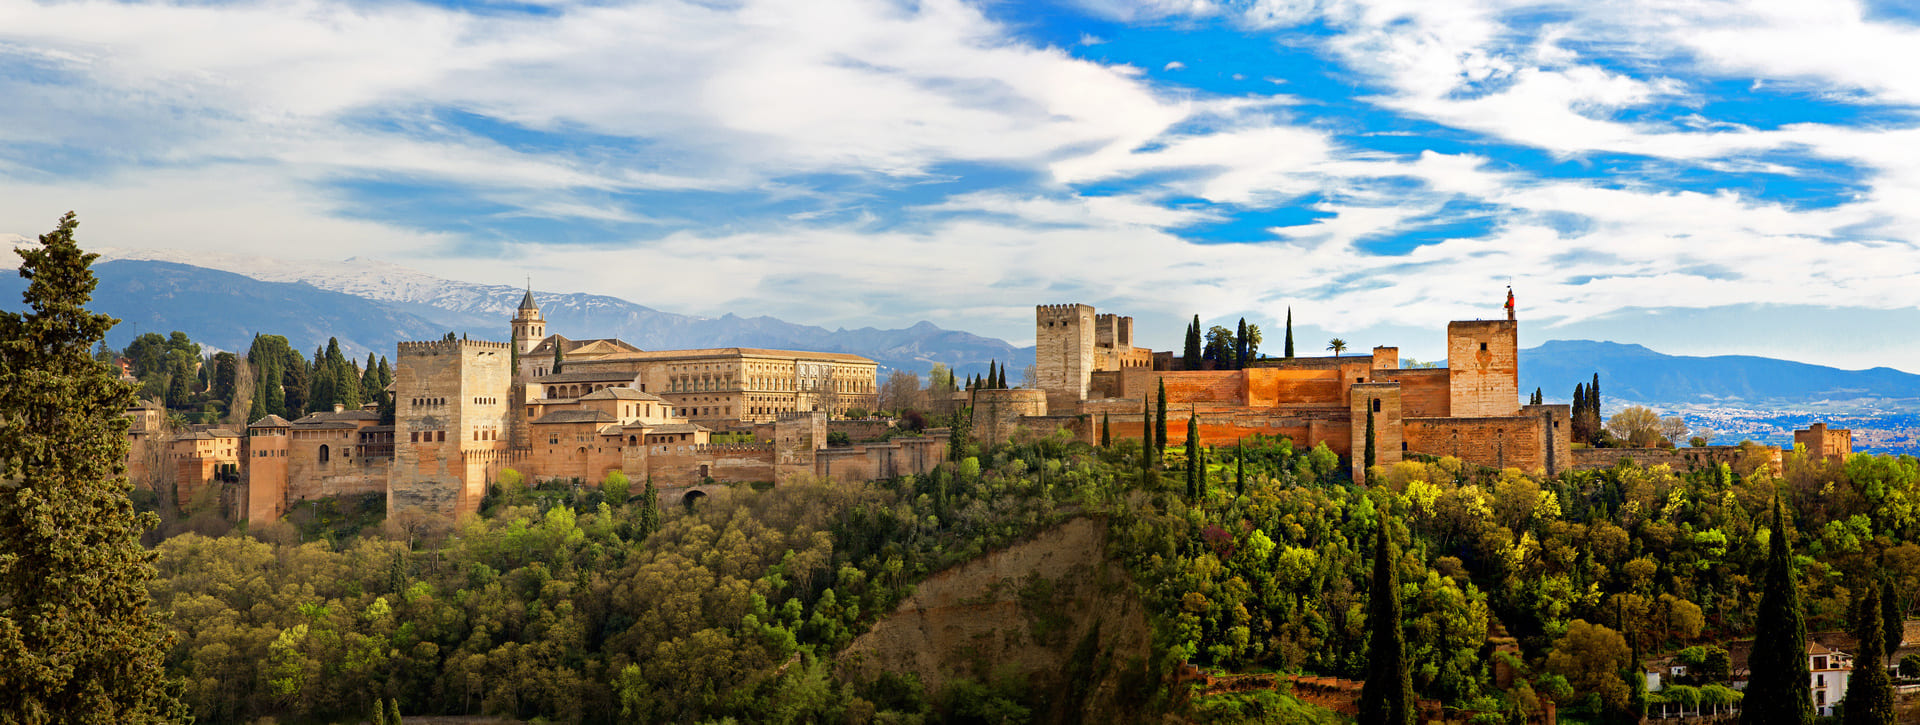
top-left (139, 413), bottom-right (1920, 723)
top-left (107, 329), bottom-right (395, 426)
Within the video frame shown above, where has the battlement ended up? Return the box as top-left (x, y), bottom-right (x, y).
top-left (397, 339), bottom-right (513, 355)
top-left (1036, 303), bottom-right (1094, 320)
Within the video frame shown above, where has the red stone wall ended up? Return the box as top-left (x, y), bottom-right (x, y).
top-left (1349, 383), bottom-right (1403, 482)
top-left (1446, 320), bottom-right (1520, 417)
top-left (1373, 368), bottom-right (1450, 418)
top-left (1405, 415), bottom-right (1546, 473)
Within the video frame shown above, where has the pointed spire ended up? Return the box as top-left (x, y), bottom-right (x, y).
top-left (518, 284), bottom-right (539, 312)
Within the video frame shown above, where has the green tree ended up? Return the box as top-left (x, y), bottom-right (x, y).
top-left (1185, 408), bottom-right (1201, 499)
top-left (1364, 406), bottom-right (1376, 484)
top-left (1357, 513), bottom-right (1414, 725)
top-left (211, 352), bottom-right (238, 407)
top-left (1100, 413), bottom-right (1111, 447)
top-left (1235, 318), bottom-right (1249, 369)
top-left (603, 470), bottom-right (631, 506)
top-left (1154, 379), bottom-right (1168, 463)
top-left (360, 353), bottom-right (381, 407)
top-left (1284, 307), bottom-right (1294, 358)
top-left (552, 341), bottom-right (564, 375)
top-left (638, 477), bottom-right (661, 539)
top-left (0, 212), bottom-right (186, 722)
top-left (1327, 338), bottom-right (1348, 356)
top-left (986, 361), bottom-right (997, 390)
top-left (388, 697), bottom-right (402, 724)
top-left (1741, 498), bottom-right (1812, 725)
top-left (1184, 315), bottom-right (1202, 370)
top-left (1845, 581), bottom-right (1896, 725)
top-left (1882, 574), bottom-right (1904, 659)
top-left (1203, 325), bottom-right (1234, 368)
top-left (282, 357), bottom-right (309, 418)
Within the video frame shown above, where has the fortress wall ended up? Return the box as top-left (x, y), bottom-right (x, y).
top-left (1244, 368), bottom-right (1349, 409)
top-left (1405, 416), bottom-right (1546, 474)
top-left (1522, 404), bottom-right (1573, 476)
top-left (829, 419), bottom-right (894, 443)
top-left (1105, 408), bottom-right (1353, 456)
top-left (1036, 304), bottom-right (1096, 411)
top-left (970, 389), bottom-right (1048, 446)
top-left (1349, 383), bottom-right (1403, 482)
top-left (1373, 368), bottom-right (1451, 418)
top-left (1569, 445), bottom-right (1774, 473)
top-left (649, 444), bottom-right (777, 487)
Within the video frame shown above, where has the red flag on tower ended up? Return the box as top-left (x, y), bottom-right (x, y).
top-left (1505, 286), bottom-right (1515, 321)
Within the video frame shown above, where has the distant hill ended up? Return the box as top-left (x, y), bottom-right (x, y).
top-left (0, 260), bottom-right (451, 357)
top-left (1520, 339), bottom-right (1920, 408)
top-left (3, 254), bottom-right (1032, 377)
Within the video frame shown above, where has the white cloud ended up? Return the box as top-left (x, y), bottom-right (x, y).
top-left (1164, 61), bottom-right (1186, 70)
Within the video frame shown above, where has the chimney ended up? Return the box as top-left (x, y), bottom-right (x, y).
top-left (333, 403), bottom-right (345, 413)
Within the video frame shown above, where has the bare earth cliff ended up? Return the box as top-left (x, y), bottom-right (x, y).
top-left (838, 517), bottom-right (1157, 723)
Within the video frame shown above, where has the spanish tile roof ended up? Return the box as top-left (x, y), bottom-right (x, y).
top-left (249, 414), bottom-right (293, 428)
top-left (579, 387), bottom-right (665, 402)
top-left (532, 410), bottom-right (618, 425)
top-left (534, 370), bottom-right (636, 384)
top-left (597, 347), bottom-right (875, 364)
top-left (293, 410), bottom-right (381, 424)
top-left (639, 422), bottom-right (706, 434)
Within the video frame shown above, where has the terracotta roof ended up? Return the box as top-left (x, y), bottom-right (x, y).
top-left (533, 410), bottom-right (617, 425)
top-left (292, 421), bottom-right (359, 430)
top-left (534, 370), bottom-right (636, 384)
top-left (596, 347), bottom-right (875, 364)
top-left (579, 387), bottom-right (665, 402)
top-left (293, 410), bottom-right (380, 424)
top-left (641, 422), bottom-right (706, 434)
top-left (249, 415), bottom-right (292, 428)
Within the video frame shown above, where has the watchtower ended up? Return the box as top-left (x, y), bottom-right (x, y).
top-left (1036, 304), bottom-right (1096, 411)
top-left (1446, 320), bottom-right (1519, 417)
top-left (511, 288), bottom-right (546, 355)
top-left (390, 338), bottom-right (514, 523)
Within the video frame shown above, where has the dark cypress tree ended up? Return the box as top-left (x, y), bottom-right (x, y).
top-left (1184, 315), bottom-right (1202, 370)
top-left (377, 356), bottom-right (393, 392)
top-left (256, 358), bottom-right (281, 422)
top-left (212, 351), bottom-right (238, 407)
top-left (1234, 443), bottom-right (1245, 497)
top-left (1101, 412), bottom-right (1111, 447)
top-left (1284, 307), bottom-right (1294, 358)
top-left (1742, 498), bottom-right (1813, 725)
top-left (361, 353), bottom-right (381, 404)
top-left (1572, 383), bottom-right (1588, 443)
top-left (1185, 407), bottom-right (1201, 499)
top-left (1845, 581), bottom-right (1896, 725)
top-left (1883, 574), bottom-right (1905, 659)
top-left (1235, 318), bottom-right (1249, 370)
top-left (997, 364), bottom-right (1007, 389)
top-left (165, 356), bottom-right (192, 409)
top-left (1357, 511), bottom-right (1414, 725)
top-left (987, 361), bottom-right (997, 390)
top-left (283, 358), bottom-right (309, 418)
top-left (552, 341), bottom-right (564, 375)
top-left (1364, 405), bottom-right (1376, 484)
top-left (638, 477), bottom-right (661, 539)
top-left (0, 212), bottom-right (186, 720)
top-left (1154, 379), bottom-right (1169, 462)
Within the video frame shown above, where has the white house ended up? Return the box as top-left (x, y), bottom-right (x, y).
top-left (1809, 641), bottom-right (1854, 717)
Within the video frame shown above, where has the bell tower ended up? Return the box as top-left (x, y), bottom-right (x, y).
top-left (511, 286), bottom-right (545, 355)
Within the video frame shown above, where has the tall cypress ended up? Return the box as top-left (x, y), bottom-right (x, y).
top-left (1883, 574), bottom-right (1905, 659)
top-left (1235, 318), bottom-right (1249, 370)
top-left (987, 361), bottom-right (997, 390)
top-left (257, 358), bottom-right (282, 421)
top-left (1184, 315), bottom-right (1202, 370)
top-left (997, 365), bottom-right (1007, 390)
top-left (1284, 307), bottom-right (1294, 358)
top-left (0, 212), bottom-right (186, 720)
top-left (1185, 407), bottom-right (1201, 499)
top-left (1845, 580), bottom-right (1896, 725)
top-left (1741, 498), bottom-right (1813, 725)
top-left (1364, 406), bottom-right (1377, 485)
top-left (1572, 383), bottom-right (1588, 443)
top-left (1357, 512), bottom-right (1414, 725)
top-left (1101, 412), bottom-right (1111, 447)
top-left (1154, 379), bottom-right (1168, 462)
top-left (1234, 443), bottom-right (1245, 497)
top-left (552, 341), bottom-right (564, 375)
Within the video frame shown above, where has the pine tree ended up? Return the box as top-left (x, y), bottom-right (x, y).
top-left (1185, 407), bottom-right (1201, 499)
top-left (1845, 581), bottom-right (1896, 725)
top-left (1364, 406), bottom-right (1376, 484)
top-left (1100, 412), bottom-right (1111, 447)
top-left (1357, 511), bottom-right (1414, 725)
top-left (1284, 307), bottom-right (1294, 358)
top-left (1741, 498), bottom-right (1813, 725)
top-left (1184, 315), bottom-right (1202, 370)
top-left (1154, 379), bottom-right (1168, 462)
top-left (0, 212), bottom-right (186, 721)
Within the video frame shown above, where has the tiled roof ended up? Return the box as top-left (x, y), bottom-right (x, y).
top-left (533, 410), bottom-right (617, 425)
top-left (249, 414), bottom-right (292, 428)
top-left (579, 387), bottom-right (665, 402)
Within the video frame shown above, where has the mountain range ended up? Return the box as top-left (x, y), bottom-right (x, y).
top-left (3, 249), bottom-right (1917, 417)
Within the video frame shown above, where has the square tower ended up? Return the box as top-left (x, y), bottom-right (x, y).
top-left (1036, 304), bottom-right (1097, 411)
top-left (1446, 320), bottom-right (1520, 417)
top-left (390, 339), bottom-right (514, 523)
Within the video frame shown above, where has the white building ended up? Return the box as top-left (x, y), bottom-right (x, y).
top-left (1809, 641), bottom-right (1853, 717)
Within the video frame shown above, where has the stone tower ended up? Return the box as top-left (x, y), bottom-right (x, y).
top-left (511, 287), bottom-right (546, 355)
top-left (508, 288), bottom-right (544, 448)
top-left (389, 338), bottom-right (513, 524)
top-left (1446, 319), bottom-right (1520, 417)
top-left (1035, 304), bottom-right (1095, 412)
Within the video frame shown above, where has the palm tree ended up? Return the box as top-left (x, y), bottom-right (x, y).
top-left (1327, 338), bottom-right (1349, 356)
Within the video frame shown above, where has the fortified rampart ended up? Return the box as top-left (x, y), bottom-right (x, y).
top-left (1570, 445), bottom-right (1782, 475)
top-left (970, 389), bottom-right (1048, 447)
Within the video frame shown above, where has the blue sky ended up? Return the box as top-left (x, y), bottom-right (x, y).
top-left (4, 0), bottom-right (1920, 370)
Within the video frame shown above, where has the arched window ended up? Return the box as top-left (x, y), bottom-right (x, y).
top-left (317, 445), bottom-right (330, 465)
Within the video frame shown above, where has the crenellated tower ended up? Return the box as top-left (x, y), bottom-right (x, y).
top-left (1035, 303), bottom-right (1095, 412)
top-left (390, 338), bottom-right (514, 524)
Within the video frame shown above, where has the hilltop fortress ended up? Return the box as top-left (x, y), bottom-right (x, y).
top-left (131, 294), bottom-right (1844, 527)
top-left (1011, 303), bottom-right (1567, 481)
